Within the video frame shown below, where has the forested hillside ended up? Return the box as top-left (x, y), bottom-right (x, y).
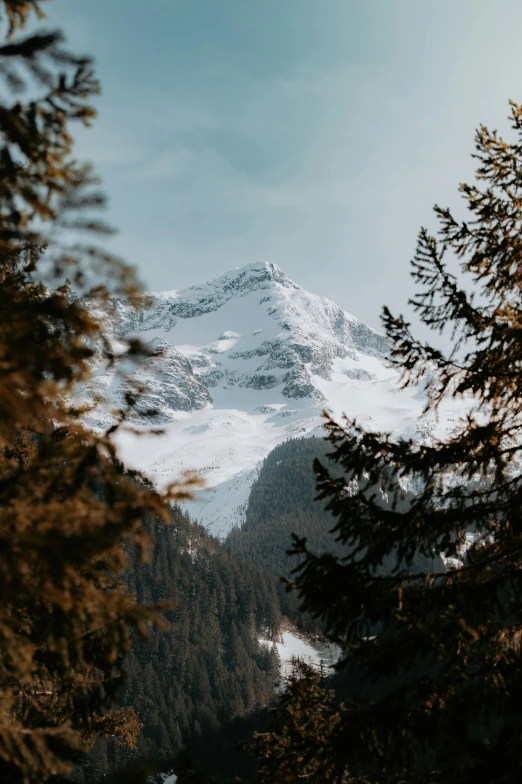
top-left (75, 507), bottom-right (282, 782)
top-left (227, 435), bottom-right (445, 622)
top-left (225, 437), bottom-right (346, 626)
top-left (70, 439), bottom-right (446, 783)
top-left (227, 437), bottom-right (345, 579)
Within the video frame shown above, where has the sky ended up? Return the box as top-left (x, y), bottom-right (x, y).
top-left (42, 0), bottom-right (522, 332)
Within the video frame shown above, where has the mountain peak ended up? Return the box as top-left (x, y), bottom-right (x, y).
top-left (99, 261), bottom-right (450, 537)
top-left (151, 261), bottom-right (296, 302)
top-left (233, 260), bottom-right (280, 275)
top-left (218, 260), bottom-right (298, 294)
top-left (229, 260), bottom-right (290, 282)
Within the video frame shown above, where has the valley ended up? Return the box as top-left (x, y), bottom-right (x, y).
top-left (78, 262), bottom-right (472, 782)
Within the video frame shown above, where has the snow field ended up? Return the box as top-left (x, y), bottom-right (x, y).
top-left (259, 630), bottom-right (341, 679)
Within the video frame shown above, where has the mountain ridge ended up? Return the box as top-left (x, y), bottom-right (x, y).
top-left (109, 261), bottom-right (390, 409)
top-left (86, 261), bottom-right (465, 536)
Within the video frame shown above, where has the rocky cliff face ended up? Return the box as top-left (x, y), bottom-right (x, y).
top-left (100, 261), bottom-right (390, 419)
top-left (87, 262), bottom-right (465, 536)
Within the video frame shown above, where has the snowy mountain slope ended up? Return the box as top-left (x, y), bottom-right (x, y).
top-left (89, 261), bottom-right (469, 537)
top-left (259, 629), bottom-right (340, 679)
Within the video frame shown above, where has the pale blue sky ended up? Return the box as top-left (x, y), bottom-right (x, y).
top-left (44, 0), bottom-right (522, 330)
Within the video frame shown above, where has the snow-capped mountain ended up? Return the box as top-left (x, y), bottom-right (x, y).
top-left (88, 261), bottom-right (466, 537)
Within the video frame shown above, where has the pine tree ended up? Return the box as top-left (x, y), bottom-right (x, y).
top-left (258, 101), bottom-right (522, 783)
top-left (241, 661), bottom-right (344, 784)
top-left (0, 2), bottom-right (197, 781)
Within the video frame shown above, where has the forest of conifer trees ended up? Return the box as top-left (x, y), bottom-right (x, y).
top-left (227, 437), bottom-right (343, 579)
top-left (75, 507), bottom-right (282, 782)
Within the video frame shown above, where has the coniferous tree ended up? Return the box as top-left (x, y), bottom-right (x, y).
top-left (99, 510), bottom-right (282, 778)
top-left (242, 661), bottom-right (344, 784)
top-left (227, 437), bottom-right (345, 582)
top-left (0, 2), bottom-right (197, 781)
top-left (251, 102), bottom-right (522, 783)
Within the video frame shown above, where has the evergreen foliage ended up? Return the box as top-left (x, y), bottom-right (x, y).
top-left (227, 437), bottom-right (442, 627)
top-left (0, 2), bottom-right (196, 781)
top-left (241, 661), bottom-right (345, 784)
top-left (227, 437), bottom-right (347, 628)
top-left (78, 508), bottom-right (281, 782)
top-left (252, 101), bottom-right (522, 783)
top-left (227, 438), bottom-right (344, 582)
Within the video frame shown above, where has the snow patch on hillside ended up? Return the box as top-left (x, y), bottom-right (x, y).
top-left (259, 630), bottom-right (341, 678)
